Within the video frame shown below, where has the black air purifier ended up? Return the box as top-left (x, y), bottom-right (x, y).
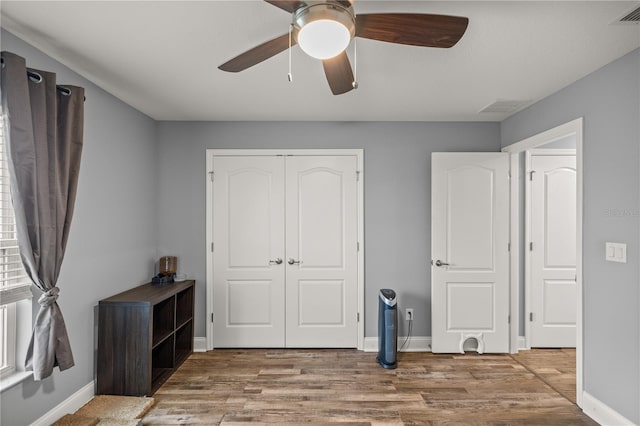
top-left (377, 288), bottom-right (397, 369)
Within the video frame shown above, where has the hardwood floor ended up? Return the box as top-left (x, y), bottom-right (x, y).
top-left (142, 349), bottom-right (596, 425)
top-left (511, 348), bottom-right (578, 404)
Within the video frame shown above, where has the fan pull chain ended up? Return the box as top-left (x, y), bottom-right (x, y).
top-left (288, 24), bottom-right (293, 82)
top-left (352, 38), bottom-right (358, 90)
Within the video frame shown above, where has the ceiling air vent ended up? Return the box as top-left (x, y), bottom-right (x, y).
top-left (479, 100), bottom-right (530, 114)
top-left (616, 5), bottom-right (640, 23)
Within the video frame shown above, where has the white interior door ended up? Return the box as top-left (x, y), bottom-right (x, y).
top-left (431, 153), bottom-right (510, 354)
top-left (212, 156), bottom-right (285, 347)
top-left (529, 153), bottom-right (577, 348)
top-left (284, 156), bottom-right (358, 347)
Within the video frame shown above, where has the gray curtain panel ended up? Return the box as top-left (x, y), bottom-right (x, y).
top-left (1, 51), bottom-right (84, 380)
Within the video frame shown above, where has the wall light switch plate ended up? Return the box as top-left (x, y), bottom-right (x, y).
top-left (605, 242), bottom-right (627, 263)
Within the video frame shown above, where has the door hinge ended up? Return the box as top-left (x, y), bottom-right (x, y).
top-left (529, 170), bottom-right (536, 181)
top-left (211, 313), bottom-right (215, 323)
top-left (209, 171), bottom-right (214, 182)
top-left (508, 242), bottom-right (511, 252)
top-left (529, 242), bottom-right (533, 251)
top-left (357, 312), bottom-right (360, 322)
top-left (529, 312), bottom-right (534, 322)
top-left (357, 242), bottom-right (360, 252)
top-left (356, 170), bottom-right (361, 181)
top-left (508, 315), bottom-right (511, 324)
top-left (211, 242), bottom-right (214, 252)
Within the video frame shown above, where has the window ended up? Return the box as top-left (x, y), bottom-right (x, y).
top-left (0, 105), bottom-right (32, 379)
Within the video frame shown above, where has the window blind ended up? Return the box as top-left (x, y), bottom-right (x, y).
top-left (0, 107), bottom-right (32, 307)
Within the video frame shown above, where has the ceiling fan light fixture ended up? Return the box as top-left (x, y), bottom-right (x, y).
top-left (298, 19), bottom-right (350, 59)
top-left (294, 3), bottom-right (355, 60)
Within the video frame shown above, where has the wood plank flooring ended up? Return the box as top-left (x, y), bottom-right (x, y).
top-left (142, 349), bottom-right (596, 425)
top-left (511, 348), bottom-right (578, 404)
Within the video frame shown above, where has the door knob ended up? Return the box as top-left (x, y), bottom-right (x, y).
top-left (287, 258), bottom-right (302, 265)
top-left (269, 258), bottom-right (283, 265)
top-left (434, 260), bottom-right (449, 267)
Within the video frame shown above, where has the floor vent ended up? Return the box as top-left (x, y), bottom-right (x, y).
top-left (616, 5), bottom-right (640, 23)
top-left (478, 100), bottom-right (530, 114)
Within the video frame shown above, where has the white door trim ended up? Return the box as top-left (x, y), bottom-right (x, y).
top-left (509, 153), bottom-right (519, 354)
top-left (502, 117), bottom-right (584, 408)
top-left (205, 149), bottom-right (365, 351)
top-left (528, 148), bottom-right (577, 156)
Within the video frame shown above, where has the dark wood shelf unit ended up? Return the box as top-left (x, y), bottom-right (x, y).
top-left (97, 280), bottom-right (195, 396)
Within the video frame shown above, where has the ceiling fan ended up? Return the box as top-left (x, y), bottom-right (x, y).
top-left (218, 0), bottom-right (469, 95)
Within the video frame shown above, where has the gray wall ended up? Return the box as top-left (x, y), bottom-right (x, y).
top-left (155, 121), bottom-right (501, 339)
top-left (501, 49), bottom-right (640, 424)
top-left (1, 30), bottom-right (159, 425)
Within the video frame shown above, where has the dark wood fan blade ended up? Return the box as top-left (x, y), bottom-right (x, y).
top-left (322, 51), bottom-right (355, 95)
top-left (356, 13), bottom-right (469, 48)
top-left (219, 33), bottom-right (296, 72)
top-left (264, 1), bottom-right (306, 13)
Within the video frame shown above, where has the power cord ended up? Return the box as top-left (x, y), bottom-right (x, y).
top-left (399, 310), bottom-right (413, 352)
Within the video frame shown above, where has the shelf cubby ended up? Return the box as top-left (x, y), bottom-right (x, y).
top-left (153, 296), bottom-right (175, 347)
top-left (175, 320), bottom-right (193, 366)
top-left (176, 286), bottom-right (194, 328)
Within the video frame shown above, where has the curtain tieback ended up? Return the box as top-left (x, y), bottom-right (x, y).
top-left (38, 287), bottom-right (60, 306)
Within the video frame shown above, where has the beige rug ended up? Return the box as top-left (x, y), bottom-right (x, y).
top-left (53, 395), bottom-right (155, 426)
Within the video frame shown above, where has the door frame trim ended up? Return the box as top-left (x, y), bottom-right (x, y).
top-left (502, 117), bottom-right (584, 408)
top-left (205, 149), bottom-right (365, 351)
top-left (525, 148), bottom-right (576, 349)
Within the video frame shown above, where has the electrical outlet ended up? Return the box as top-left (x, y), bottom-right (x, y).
top-left (405, 308), bottom-right (414, 321)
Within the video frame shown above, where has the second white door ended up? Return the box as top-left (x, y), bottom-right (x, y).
top-left (529, 153), bottom-right (577, 347)
top-left (285, 156), bottom-right (359, 347)
top-left (212, 154), bottom-right (359, 348)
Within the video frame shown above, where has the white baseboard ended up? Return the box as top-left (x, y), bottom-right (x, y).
top-left (518, 336), bottom-right (528, 350)
top-left (32, 380), bottom-right (94, 426)
top-left (363, 336), bottom-right (431, 352)
top-left (582, 391), bottom-right (636, 426)
top-left (193, 337), bottom-right (207, 352)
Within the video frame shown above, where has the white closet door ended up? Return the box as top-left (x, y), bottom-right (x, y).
top-left (530, 154), bottom-right (577, 348)
top-left (212, 156), bottom-right (285, 347)
top-left (431, 153), bottom-right (510, 354)
top-left (284, 156), bottom-right (359, 347)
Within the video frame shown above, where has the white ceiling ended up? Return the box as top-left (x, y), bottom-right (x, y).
top-left (1, 1), bottom-right (639, 121)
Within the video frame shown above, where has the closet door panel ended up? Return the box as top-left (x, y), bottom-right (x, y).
top-left (212, 156), bottom-right (285, 347)
top-left (284, 156), bottom-right (358, 347)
